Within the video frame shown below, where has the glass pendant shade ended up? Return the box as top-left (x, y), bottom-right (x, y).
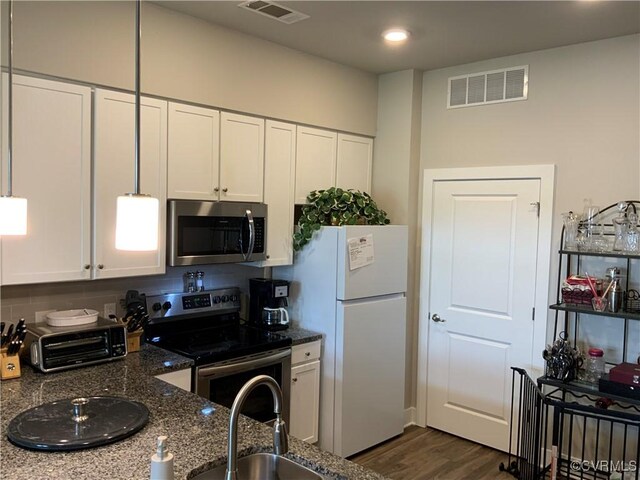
top-left (115, 194), bottom-right (159, 251)
top-left (0, 196), bottom-right (27, 235)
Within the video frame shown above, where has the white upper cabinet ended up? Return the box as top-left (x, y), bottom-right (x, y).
top-left (219, 112), bottom-right (264, 202)
top-left (1, 75), bottom-right (92, 285)
top-left (336, 133), bottom-right (373, 194)
top-left (93, 89), bottom-right (167, 279)
top-left (248, 120), bottom-right (296, 267)
top-left (294, 127), bottom-right (337, 204)
top-left (167, 102), bottom-right (220, 201)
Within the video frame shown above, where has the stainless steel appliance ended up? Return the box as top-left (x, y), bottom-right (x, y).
top-left (23, 318), bottom-right (127, 373)
top-left (248, 278), bottom-right (291, 331)
top-left (167, 200), bottom-right (267, 266)
top-left (145, 288), bottom-right (292, 424)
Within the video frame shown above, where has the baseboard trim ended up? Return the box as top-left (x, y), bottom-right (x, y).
top-left (404, 407), bottom-right (417, 427)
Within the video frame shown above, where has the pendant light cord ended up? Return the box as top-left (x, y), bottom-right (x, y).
top-left (134, 0), bottom-right (141, 195)
top-left (6, 0), bottom-right (14, 197)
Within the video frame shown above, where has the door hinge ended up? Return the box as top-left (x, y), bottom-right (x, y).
top-left (530, 202), bottom-right (540, 217)
top-left (532, 307), bottom-right (535, 321)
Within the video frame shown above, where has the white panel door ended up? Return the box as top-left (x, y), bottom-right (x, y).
top-left (336, 133), bottom-right (372, 194)
top-left (426, 179), bottom-right (540, 451)
top-left (167, 102), bottom-right (220, 200)
top-left (336, 225), bottom-right (408, 300)
top-left (93, 89), bottom-right (167, 279)
top-left (335, 295), bottom-right (406, 457)
top-left (294, 126), bottom-right (337, 204)
top-left (289, 360), bottom-right (320, 443)
top-left (248, 120), bottom-right (296, 267)
top-left (1, 75), bottom-right (92, 285)
top-left (219, 112), bottom-right (264, 202)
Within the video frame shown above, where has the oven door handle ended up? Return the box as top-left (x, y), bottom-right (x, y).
top-left (241, 209), bottom-right (256, 261)
top-left (198, 349), bottom-right (290, 379)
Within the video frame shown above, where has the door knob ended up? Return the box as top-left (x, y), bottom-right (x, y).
top-left (431, 314), bottom-right (446, 323)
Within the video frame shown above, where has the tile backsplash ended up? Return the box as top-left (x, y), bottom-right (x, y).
top-left (1, 264), bottom-right (266, 323)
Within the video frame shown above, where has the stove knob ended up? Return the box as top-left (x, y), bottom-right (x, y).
top-left (162, 301), bottom-right (172, 311)
top-left (152, 302), bottom-right (162, 312)
top-left (221, 295), bottom-right (229, 303)
top-left (213, 296), bottom-right (221, 304)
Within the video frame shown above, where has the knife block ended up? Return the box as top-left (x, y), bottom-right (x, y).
top-left (0, 348), bottom-right (21, 380)
top-left (127, 330), bottom-right (143, 353)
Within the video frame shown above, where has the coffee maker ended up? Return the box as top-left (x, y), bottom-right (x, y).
top-left (249, 278), bottom-right (290, 331)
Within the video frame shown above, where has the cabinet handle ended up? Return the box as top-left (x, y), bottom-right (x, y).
top-left (222, 187), bottom-right (228, 193)
top-left (305, 352), bottom-right (311, 357)
top-left (97, 264), bottom-right (104, 270)
top-left (292, 378), bottom-right (298, 383)
top-left (214, 187), bottom-right (219, 193)
top-left (84, 264), bottom-right (91, 270)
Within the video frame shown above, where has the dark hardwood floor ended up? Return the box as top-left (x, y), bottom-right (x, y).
top-left (350, 426), bottom-right (516, 480)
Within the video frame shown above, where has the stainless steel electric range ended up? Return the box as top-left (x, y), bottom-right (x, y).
top-left (144, 287), bottom-right (292, 424)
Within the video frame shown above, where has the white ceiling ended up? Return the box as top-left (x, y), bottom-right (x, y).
top-left (156, 1), bottom-right (640, 74)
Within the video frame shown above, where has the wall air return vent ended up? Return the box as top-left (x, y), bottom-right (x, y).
top-left (447, 65), bottom-right (528, 109)
top-left (238, 1), bottom-right (310, 24)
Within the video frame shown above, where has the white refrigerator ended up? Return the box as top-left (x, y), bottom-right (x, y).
top-left (276, 225), bottom-right (408, 457)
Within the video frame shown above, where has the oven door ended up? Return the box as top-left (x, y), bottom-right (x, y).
top-left (195, 348), bottom-right (291, 424)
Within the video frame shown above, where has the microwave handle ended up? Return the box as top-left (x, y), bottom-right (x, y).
top-left (242, 209), bottom-right (255, 261)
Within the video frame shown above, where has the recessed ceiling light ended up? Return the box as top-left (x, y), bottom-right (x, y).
top-left (382, 28), bottom-right (410, 43)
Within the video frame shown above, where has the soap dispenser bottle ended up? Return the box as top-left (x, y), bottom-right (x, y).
top-left (150, 435), bottom-right (174, 480)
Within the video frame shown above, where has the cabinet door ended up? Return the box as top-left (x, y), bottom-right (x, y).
top-left (93, 89), bottom-right (167, 279)
top-left (290, 360), bottom-right (320, 443)
top-left (294, 127), bottom-right (337, 204)
top-left (1, 75), bottom-right (92, 285)
top-left (336, 133), bottom-right (372, 194)
top-left (219, 112), bottom-right (264, 202)
top-left (167, 102), bottom-right (220, 200)
top-left (248, 120), bottom-right (296, 267)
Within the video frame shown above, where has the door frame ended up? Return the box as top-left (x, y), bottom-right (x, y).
top-left (416, 165), bottom-right (555, 428)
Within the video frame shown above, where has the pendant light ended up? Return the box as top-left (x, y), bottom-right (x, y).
top-left (0, 0), bottom-right (27, 236)
top-left (115, 0), bottom-right (159, 251)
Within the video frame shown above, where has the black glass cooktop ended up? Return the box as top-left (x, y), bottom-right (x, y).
top-left (147, 321), bottom-right (291, 365)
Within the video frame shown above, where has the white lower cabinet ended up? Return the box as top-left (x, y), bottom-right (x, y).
top-left (289, 341), bottom-right (321, 443)
top-left (93, 89), bottom-right (167, 279)
top-left (1, 75), bottom-right (92, 285)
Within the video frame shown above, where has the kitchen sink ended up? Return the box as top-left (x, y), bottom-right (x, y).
top-left (191, 453), bottom-right (324, 480)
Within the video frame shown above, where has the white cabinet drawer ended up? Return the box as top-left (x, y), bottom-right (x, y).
top-left (291, 340), bottom-right (321, 365)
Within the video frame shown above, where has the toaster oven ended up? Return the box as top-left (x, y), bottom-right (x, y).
top-left (23, 318), bottom-right (127, 373)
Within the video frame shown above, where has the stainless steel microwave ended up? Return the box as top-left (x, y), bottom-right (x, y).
top-left (167, 200), bottom-right (267, 266)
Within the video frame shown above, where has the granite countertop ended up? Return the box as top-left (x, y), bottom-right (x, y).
top-left (0, 344), bottom-right (385, 480)
top-left (284, 324), bottom-right (323, 346)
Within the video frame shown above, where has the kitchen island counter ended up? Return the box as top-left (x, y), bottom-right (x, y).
top-left (0, 345), bottom-right (386, 480)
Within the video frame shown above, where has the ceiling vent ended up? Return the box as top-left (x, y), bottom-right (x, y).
top-left (447, 66), bottom-right (528, 109)
top-left (238, 1), bottom-right (310, 24)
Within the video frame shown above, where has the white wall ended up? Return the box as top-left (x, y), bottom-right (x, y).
top-left (7, 1), bottom-right (377, 136)
top-left (418, 35), bottom-right (640, 383)
top-left (372, 70), bottom-right (422, 410)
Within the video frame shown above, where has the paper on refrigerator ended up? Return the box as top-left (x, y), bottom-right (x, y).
top-left (347, 234), bottom-right (375, 270)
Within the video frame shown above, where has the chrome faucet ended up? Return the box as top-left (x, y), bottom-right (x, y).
top-left (225, 375), bottom-right (288, 480)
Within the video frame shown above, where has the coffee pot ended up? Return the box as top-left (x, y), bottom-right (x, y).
top-left (249, 278), bottom-right (291, 331)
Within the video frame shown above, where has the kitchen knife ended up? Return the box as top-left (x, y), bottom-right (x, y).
top-left (15, 319), bottom-right (25, 335)
top-left (7, 330), bottom-right (24, 355)
top-left (3, 324), bottom-right (14, 348)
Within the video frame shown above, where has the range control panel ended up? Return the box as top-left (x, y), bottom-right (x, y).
top-left (146, 287), bottom-right (241, 320)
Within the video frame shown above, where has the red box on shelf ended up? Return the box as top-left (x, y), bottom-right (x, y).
top-left (609, 362), bottom-right (640, 386)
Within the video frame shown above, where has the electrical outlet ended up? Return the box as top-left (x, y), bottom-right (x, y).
top-left (35, 310), bottom-right (56, 323)
top-left (104, 303), bottom-right (116, 318)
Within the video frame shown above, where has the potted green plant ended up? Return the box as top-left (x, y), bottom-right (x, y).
top-left (293, 187), bottom-right (391, 251)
